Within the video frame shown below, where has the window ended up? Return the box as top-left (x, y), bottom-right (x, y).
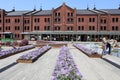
top-left (78, 18), bottom-right (84, 22)
top-left (6, 19), bottom-right (7, 23)
top-left (34, 18), bottom-right (36, 22)
top-left (93, 18), bottom-right (95, 22)
top-left (82, 26), bottom-right (84, 30)
top-left (93, 26), bottom-right (95, 30)
top-left (112, 18), bottom-right (119, 23)
top-left (112, 26), bottom-right (118, 31)
top-left (112, 26), bottom-right (114, 30)
top-left (44, 18), bottom-right (50, 22)
top-left (67, 12), bottom-right (73, 17)
top-left (48, 18), bottom-right (50, 22)
top-left (55, 18), bottom-right (61, 23)
top-left (25, 20), bottom-right (30, 24)
top-left (48, 26), bottom-right (50, 30)
top-left (104, 26), bottom-right (106, 30)
top-left (18, 26), bottom-right (19, 30)
top-left (55, 13), bottom-right (57, 16)
top-left (71, 13), bottom-right (73, 16)
top-left (6, 26), bottom-right (7, 30)
top-left (24, 26), bottom-right (29, 30)
top-left (58, 12), bottom-right (60, 16)
top-left (15, 19), bottom-right (17, 23)
top-left (104, 19), bottom-right (106, 23)
top-left (45, 18), bottom-right (47, 22)
top-left (58, 18), bottom-right (61, 22)
top-left (6, 26), bottom-right (10, 30)
top-left (15, 18), bottom-right (20, 23)
top-left (34, 26), bottom-right (36, 30)
top-left (0, 14), bottom-right (1, 18)
top-left (100, 26), bottom-right (103, 30)
top-left (8, 26), bottom-right (10, 30)
top-left (28, 20), bottom-right (30, 23)
top-left (116, 26), bottom-right (118, 31)
top-left (68, 13), bottom-right (70, 16)
top-left (44, 26), bottom-right (50, 30)
top-left (34, 18), bottom-right (40, 23)
top-left (15, 26), bottom-right (17, 30)
top-left (0, 27), bottom-right (1, 30)
top-left (82, 18), bottom-right (84, 22)
top-left (89, 26), bottom-right (91, 30)
top-left (18, 19), bottom-right (20, 23)
top-left (27, 26), bottom-right (29, 30)
top-left (116, 18), bottom-right (118, 22)
top-left (6, 19), bottom-right (11, 23)
top-left (55, 12), bottom-right (60, 17)
top-left (54, 26), bottom-right (60, 31)
top-left (67, 18), bottom-right (73, 23)
top-left (15, 26), bottom-right (20, 30)
top-left (34, 26), bottom-right (40, 30)
top-left (101, 19), bottom-right (107, 24)
top-left (89, 26), bottom-right (95, 30)
top-left (0, 19), bottom-right (1, 23)
top-left (78, 26), bottom-right (84, 30)
top-left (67, 26), bottom-right (73, 31)
top-left (78, 26), bottom-right (80, 30)
top-left (112, 18), bottom-right (115, 22)
top-left (38, 18), bottom-right (40, 22)
top-left (78, 18), bottom-right (80, 22)
top-left (15, 34), bottom-right (20, 39)
top-left (101, 19), bottom-right (103, 23)
top-left (89, 18), bottom-right (92, 22)
top-left (89, 18), bottom-right (95, 22)
top-left (38, 26), bottom-right (40, 30)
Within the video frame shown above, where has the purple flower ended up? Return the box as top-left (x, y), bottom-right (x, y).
top-left (0, 45), bottom-right (34, 58)
top-left (18, 45), bottom-right (51, 61)
top-left (51, 46), bottom-right (82, 80)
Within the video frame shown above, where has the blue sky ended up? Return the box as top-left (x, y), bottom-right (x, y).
top-left (0, 0), bottom-right (120, 10)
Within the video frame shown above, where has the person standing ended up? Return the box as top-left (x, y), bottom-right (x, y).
top-left (0, 44), bottom-right (1, 51)
top-left (102, 37), bottom-right (111, 55)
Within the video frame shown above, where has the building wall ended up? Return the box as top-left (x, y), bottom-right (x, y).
top-left (0, 10), bottom-right (5, 39)
top-left (32, 15), bottom-right (52, 31)
top-left (77, 15), bottom-right (98, 31)
top-left (4, 16), bottom-right (23, 39)
top-left (53, 3), bottom-right (77, 31)
top-left (0, 4), bottom-right (120, 40)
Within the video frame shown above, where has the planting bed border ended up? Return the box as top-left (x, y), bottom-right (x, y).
top-left (74, 45), bottom-right (102, 58)
top-left (35, 43), bottom-right (67, 48)
top-left (16, 47), bottom-right (51, 63)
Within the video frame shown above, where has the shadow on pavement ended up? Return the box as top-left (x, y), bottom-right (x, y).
top-left (0, 62), bottom-right (18, 73)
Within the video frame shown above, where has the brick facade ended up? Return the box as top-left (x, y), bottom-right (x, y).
top-left (0, 3), bottom-right (120, 41)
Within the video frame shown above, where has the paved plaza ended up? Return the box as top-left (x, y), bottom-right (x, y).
top-left (0, 43), bottom-right (120, 80)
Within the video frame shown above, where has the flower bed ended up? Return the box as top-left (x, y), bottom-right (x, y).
top-left (0, 45), bottom-right (35, 59)
top-left (36, 40), bottom-right (67, 48)
top-left (51, 46), bottom-right (82, 80)
top-left (73, 44), bottom-right (102, 58)
top-left (17, 45), bottom-right (51, 63)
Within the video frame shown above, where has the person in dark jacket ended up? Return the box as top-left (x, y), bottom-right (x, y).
top-left (102, 37), bottom-right (111, 55)
top-left (106, 42), bottom-right (111, 55)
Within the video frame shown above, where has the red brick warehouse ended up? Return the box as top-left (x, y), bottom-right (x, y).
top-left (0, 3), bottom-right (120, 41)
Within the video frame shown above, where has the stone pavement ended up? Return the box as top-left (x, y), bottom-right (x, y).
top-left (0, 43), bottom-right (120, 80)
top-left (68, 43), bottom-right (120, 80)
